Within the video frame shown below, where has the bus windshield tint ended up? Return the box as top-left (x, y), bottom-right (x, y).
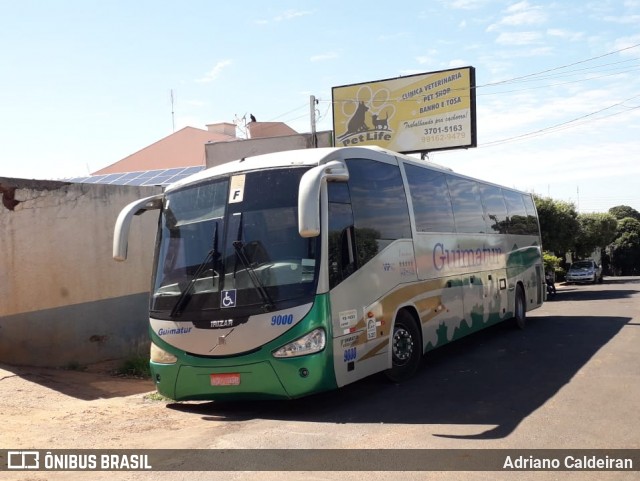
top-left (150, 167), bottom-right (318, 320)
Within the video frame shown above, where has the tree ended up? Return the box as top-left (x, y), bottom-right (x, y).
top-left (607, 217), bottom-right (640, 275)
top-left (534, 196), bottom-right (579, 256)
top-left (608, 205), bottom-right (640, 221)
top-left (574, 213), bottom-right (618, 259)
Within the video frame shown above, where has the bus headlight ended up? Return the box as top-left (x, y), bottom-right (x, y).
top-left (150, 342), bottom-right (177, 364)
top-left (272, 328), bottom-right (326, 358)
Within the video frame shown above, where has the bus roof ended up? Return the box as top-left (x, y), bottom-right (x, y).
top-left (165, 146), bottom-right (453, 193)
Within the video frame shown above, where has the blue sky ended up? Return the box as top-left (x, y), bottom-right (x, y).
top-left (1, 0), bottom-right (639, 213)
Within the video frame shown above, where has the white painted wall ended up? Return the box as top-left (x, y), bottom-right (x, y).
top-left (0, 178), bottom-right (161, 367)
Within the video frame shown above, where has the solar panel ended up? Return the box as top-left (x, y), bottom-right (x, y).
top-left (66, 166), bottom-right (205, 187)
top-left (164, 167), bottom-right (185, 175)
top-left (183, 166), bottom-right (205, 175)
top-left (101, 173), bottom-right (125, 183)
top-left (68, 175), bottom-right (99, 183)
top-left (117, 172), bottom-right (141, 181)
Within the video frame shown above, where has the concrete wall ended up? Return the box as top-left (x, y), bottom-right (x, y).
top-left (0, 178), bottom-right (161, 367)
top-left (205, 131), bottom-right (333, 168)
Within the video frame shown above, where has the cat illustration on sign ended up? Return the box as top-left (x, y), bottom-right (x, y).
top-left (371, 112), bottom-right (389, 130)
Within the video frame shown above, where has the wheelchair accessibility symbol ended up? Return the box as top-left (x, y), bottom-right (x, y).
top-left (221, 289), bottom-right (236, 308)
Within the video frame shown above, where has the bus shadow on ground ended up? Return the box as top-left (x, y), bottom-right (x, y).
top-left (169, 313), bottom-right (630, 439)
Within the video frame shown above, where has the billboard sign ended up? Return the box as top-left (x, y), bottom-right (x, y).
top-left (332, 67), bottom-right (476, 154)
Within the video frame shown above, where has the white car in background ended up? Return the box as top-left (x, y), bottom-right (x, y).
top-left (566, 260), bottom-right (603, 284)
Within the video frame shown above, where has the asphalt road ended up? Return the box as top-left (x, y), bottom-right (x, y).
top-left (161, 276), bottom-right (640, 480)
top-left (3, 276), bottom-right (639, 481)
top-left (186, 277), bottom-right (640, 435)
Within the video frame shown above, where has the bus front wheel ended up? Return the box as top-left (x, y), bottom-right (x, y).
top-left (385, 310), bottom-right (422, 383)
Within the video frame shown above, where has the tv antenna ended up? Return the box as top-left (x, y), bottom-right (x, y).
top-left (170, 89), bottom-right (176, 132)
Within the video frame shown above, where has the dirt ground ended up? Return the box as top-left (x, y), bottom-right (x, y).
top-left (1, 362), bottom-right (176, 449)
top-left (0, 363), bottom-right (381, 481)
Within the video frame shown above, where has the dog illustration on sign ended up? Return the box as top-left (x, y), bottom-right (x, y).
top-left (344, 101), bottom-right (369, 136)
top-left (338, 98), bottom-right (394, 142)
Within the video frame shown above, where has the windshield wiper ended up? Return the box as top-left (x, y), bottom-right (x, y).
top-left (232, 239), bottom-right (275, 312)
top-left (230, 212), bottom-right (275, 312)
top-left (170, 221), bottom-right (220, 318)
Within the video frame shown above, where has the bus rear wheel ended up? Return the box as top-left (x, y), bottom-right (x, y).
top-left (514, 285), bottom-right (526, 330)
top-left (385, 310), bottom-right (422, 383)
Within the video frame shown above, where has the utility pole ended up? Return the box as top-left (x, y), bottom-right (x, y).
top-left (310, 95), bottom-right (318, 147)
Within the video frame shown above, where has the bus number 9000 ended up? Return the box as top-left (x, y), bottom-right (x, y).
top-left (271, 314), bottom-right (294, 326)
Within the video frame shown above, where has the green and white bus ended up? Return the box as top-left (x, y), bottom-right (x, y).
top-left (113, 146), bottom-right (544, 401)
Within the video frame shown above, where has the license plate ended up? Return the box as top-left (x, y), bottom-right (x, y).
top-left (210, 373), bottom-right (241, 386)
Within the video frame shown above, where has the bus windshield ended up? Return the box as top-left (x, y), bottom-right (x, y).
top-left (150, 167), bottom-right (320, 321)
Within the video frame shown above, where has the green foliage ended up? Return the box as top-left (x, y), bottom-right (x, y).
top-left (114, 355), bottom-right (151, 379)
top-left (608, 205), bottom-right (640, 221)
top-left (144, 392), bottom-right (170, 402)
top-left (534, 195), bottom-right (579, 255)
top-left (543, 251), bottom-right (564, 281)
top-left (533, 196), bottom-right (640, 276)
top-left (574, 212), bottom-right (618, 259)
top-left (616, 217), bottom-right (640, 237)
top-left (607, 217), bottom-right (640, 275)
top-left (543, 251), bottom-right (562, 271)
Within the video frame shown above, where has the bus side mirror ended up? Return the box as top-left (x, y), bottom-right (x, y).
top-left (298, 160), bottom-right (349, 238)
top-left (113, 195), bottom-right (162, 261)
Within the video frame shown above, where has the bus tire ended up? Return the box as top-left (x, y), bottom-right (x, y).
top-left (514, 285), bottom-right (526, 330)
top-left (385, 310), bottom-right (422, 383)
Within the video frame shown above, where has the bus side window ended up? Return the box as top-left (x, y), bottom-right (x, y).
top-left (405, 164), bottom-right (455, 233)
top-left (522, 194), bottom-right (540, 235)
top-left (328, 183), bottom-right (356, 289)
top-left (478, 183), bottom-right (508, 234)
top-left (447, 176), bottom-right (486, 234)
top-left (503, 189), bottom-right (528, 235)
top-left (346, 158), bottom-right (412, 265)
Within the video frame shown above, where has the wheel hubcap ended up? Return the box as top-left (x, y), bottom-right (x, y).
top-left (392, 327), bottom-right (413, 365)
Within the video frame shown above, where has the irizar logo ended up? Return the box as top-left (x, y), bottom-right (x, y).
top-left (210, 319), bottom-right (234, 328)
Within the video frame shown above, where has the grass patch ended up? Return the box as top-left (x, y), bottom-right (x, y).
top-left (144, 391), bottom-right (171, 402)
top-left (113, 355), bottom-right (151, 379)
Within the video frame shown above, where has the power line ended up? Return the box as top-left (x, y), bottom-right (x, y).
top-left (477, 43), bottom-right (640, 88)
top-left (330, 45), bottom-right (640, 104)
top-left (266, 103), bottom-right (308, 122)
top-left (481, 97), bottom-right (640, 147)
top-left (482, 57), bottom-right (640, 85)
top-left (477, 65), bottom-right (640, 96)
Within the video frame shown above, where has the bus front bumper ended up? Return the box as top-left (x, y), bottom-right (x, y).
top-left (150, 352), bottom-right (337, 401)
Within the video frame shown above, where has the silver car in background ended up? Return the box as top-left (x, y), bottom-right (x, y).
top-left (566, 260), bottom-right (603, 284)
